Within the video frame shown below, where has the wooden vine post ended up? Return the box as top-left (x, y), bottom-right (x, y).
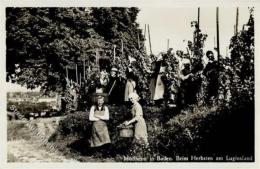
top-left (76, 64), bottom-right (78, 84)
top-left (216, 7), bottom-right (220, 103)
top-left (148, 24), bottom-right (152, 55)
top-left (113, 45), bottom-right (116, 62)
top-left (66, 66), bottom-right (68, 80)
top-left (216, 7), bottom-right (220, 63)
top-left (83, 60), bottom-right (86, 80)
top-left (235, 7), bottom-right (239, 35)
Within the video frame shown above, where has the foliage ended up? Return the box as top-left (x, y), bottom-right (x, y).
top-left (6, 7), bottom-right (147, 98)
top-left (55, 111), bottom-right (91, 137)
top-left (51, 105), bottom-right (168, 159)
top-left (189, 21), bottom-right (208, 105)
top-left (156, 100), bottom-right (254, 158)
top-left (190, 21), bottom-right (208, 61)
top-left (156, 105), bottom-right (218, 157)
top-left (7, 8), bottom-right (91, 92)
top-left (160, 49), bottom-right (180, 100)
top-left (218, 57), bottom-right (232, 105)
top-left (173, 21), bottom-right (208, 105)
top-left (229, 8), bottom-right (254, 105)
top-left (50, 99), bottom-right (254, 161)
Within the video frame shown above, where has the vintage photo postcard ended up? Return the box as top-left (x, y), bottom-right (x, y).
top-left (0, 0), bottom-right (259, 169)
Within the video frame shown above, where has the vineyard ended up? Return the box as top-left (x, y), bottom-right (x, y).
top-left (6, 7), bottom-right (254, 162)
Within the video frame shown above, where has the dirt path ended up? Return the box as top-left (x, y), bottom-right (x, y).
top-left (8, 139), bottom-right (76, 162)
top-left (8, 117), bottom-right (76, 162)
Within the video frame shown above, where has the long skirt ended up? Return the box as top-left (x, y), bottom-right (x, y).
top-left (153, 74), bottom-right (165, 100)
top-left (90, 120), bottom-right (111, 147)
top-left (134, 117), bottom-right (148, 145)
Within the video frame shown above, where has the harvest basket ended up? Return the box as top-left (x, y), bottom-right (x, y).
top-left (117, 123), bottom-right (134, 138)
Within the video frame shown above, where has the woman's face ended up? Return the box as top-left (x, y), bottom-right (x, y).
top-left (97, 98), bottom-right (104, 106)
top-left (129, 97), bottom-right (135, 104)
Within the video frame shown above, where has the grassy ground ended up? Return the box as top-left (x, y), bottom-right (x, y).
top-left (8, 103), bottom-right (254, 162)
top-left (8, 121), bottom-right (32, 141)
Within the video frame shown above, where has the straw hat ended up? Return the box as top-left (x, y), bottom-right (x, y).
top-left (111, 67), bottom-right (118, 72)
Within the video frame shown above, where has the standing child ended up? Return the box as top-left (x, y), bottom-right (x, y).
top-left (89, 95), bottom-right (111, 150)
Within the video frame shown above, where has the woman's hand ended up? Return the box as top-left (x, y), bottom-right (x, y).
top-left (124, 121), bottom-right (130, 126)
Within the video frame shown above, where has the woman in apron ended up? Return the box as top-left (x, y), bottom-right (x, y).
top-left (89, 95), bottom-right (111, 148)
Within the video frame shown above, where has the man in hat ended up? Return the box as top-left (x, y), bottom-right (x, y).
top-left (203, 50), bottom-right (219, 104)
top-left (178, 62), bottom-right (195, 108)
top-left (106, 66), bottom-right (124, 105)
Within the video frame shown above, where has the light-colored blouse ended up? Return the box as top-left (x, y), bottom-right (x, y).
top-left (89, 105), bottom-right (109, 121)
top-left (131, 103), bottom-right (143, 121)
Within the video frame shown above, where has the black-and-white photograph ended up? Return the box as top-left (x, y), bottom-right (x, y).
top-left (4, 5), bottom-right (255, 164)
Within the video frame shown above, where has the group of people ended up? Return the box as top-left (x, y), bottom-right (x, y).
top-left (58, 49), bottom-right (222, 154)
top-left (86, 66), bottom-right (148, 152)
top-left (87, 49), bottom-right (220, 152)
top-left (61, 49), bottom-right (220, 112)
top-left (149, 49), bottom-right (220, 107)
top-left (89, 92), bottom-right (148, 152)
top-left (178, 50), bottom-right (219, 107)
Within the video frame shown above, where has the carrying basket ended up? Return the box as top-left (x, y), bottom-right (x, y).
top-left (117, 124), bottom-right (134, 138)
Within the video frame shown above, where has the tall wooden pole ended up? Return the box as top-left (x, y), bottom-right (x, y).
top-left (216, 7), bottom-right (220, 61)
top-left (83, 60), bottom-right (86, 80)
top-left (235, 7), bottom-right (239, 35)
top-left (148, 24), bottom-right (152, 54)
top-left (79, 73), bottom-right (81, 86)
top-left (113, 45), bottom-right (116, 61)
top-left (95, 49), bottom-right (99, 66)
top-left (121, 40), bottom-right (124, 55)
top-left (144, 24), bottom-right (147, 53)
top-left (194, 7), bottom-right (200, 47)
top-left (76, 64), bottom-right (78, 84)
top-left (66, 66), bottom-right (68, 79)
top-left (216, 7), bottom-right (220, 103)
top-left (198, 7), bottom-right (200, 29)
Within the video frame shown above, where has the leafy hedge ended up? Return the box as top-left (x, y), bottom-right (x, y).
top-left (155, 101), bottom-right (254, 158)
top-left (50, 105), bottom-right (167, 158)
top-left (156, 106), bottom-right (218, 157)
top-left (49, 100), bottom-right (254, 161)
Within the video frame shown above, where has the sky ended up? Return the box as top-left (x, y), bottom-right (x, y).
top-left (137, 7), bottom-right (251, 57)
